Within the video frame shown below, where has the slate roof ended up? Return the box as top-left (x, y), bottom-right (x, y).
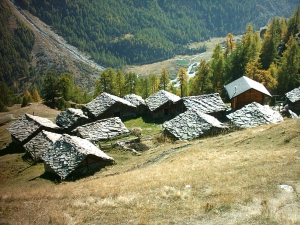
top-left (6, 113), bottom-right (61, 144)
top-left (56, 108), bottom-right (89, 129)
top-left (145, 90), bottom-right (181, 111)
top-left (182, 93), bottom-right (227, 114)
top-left (24, 131), bottom-right (61, 160)
top-left (124, 94), bottom-right (146, 107)
top-left (224, 76), bottom-right (272, 99)
top-left (72, 117), bottom-right (130, 141)
top-left (84, 92), bottom-right (136, 118)
top-left (226, 102), bottom-right (283, 129)
top-left (285, 87), bottom-right (300, 103)
top-left (40, 134), bottom-right (114, 180)
top-left (163, 110), bottom-right (228, 140)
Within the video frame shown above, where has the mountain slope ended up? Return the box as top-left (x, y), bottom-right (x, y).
top-left (1, 0), bottom-right (103, 93)
top-left (15, 0), bottom-right (299, 68)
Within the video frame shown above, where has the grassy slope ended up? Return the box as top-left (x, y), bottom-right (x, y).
top-left (0, 103), bottom-right (300, 224)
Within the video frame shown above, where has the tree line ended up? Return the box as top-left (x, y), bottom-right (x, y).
top-left (1, 6), bottom-right (299, 112)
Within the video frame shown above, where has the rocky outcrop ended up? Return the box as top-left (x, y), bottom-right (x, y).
top-left (72, 117), bottom-right (130, 141)
top-left (163, 110), bottom-right (228, 140)
top-left (227, 102), bottom-right (283, 129)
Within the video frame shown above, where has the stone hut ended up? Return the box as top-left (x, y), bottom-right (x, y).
top-left (284, 87), bottom-right (300, 115)
top-left (83, 92), bottom-right (136, 120)
top-left (163, 110), bottom-right (228, 140)
top-left (24, 131), bottom-right (61, 161)
top-left (6, 113), bottom-right (61, 145)
top-left (224, 76), bottom-right (272, 110)
top-left (145, 90), bottom-right (185, 119)
top-left (183, 93), bottom-right (228, 119)
top-left (72, 117), bottom-right (130, 142)
top-left (226, 102), bottom-right (283, 129)
top-left (124, 94), bottom-right (148, 115)
top-left (40, 134), bottom-right (114, 180)
top-left (56, 108), bottom-right (90, 132)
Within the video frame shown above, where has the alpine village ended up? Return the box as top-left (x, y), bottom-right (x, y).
top-left (1, 0), bottom-right (300, 224)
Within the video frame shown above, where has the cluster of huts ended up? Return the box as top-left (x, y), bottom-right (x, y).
top-left (6, 76), bottom-right (300, 180)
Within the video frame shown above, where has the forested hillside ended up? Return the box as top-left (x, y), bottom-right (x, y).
top-left (15, 0), bottom-right (299, 68)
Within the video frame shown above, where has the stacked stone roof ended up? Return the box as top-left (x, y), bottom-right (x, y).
top-left (72, 117), bottom-right (130, 141)
top-left (163, 110), bottom-right (228, 140)
top-left (145, 90), bottom-right (181, 111)
top-left (285, 87), bottom-right (300, 103)
top-left (6, 113), bottom-right (61, 144)
top-left (183, 93), bottom-right (227, 114)
top-left (124, 94), bottom-right (146, 107)
top-left (227, 102), bottom-right (283, 129)
top-left (24, 131), bottom-right (61, 160)
top-left (40, 134), bottom-right (114, 180)
top-left (56, 108), bottom-right (89, 129)
top-left (84, 92), bottom-right (136, 118)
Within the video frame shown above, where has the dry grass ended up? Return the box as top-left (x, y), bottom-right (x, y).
top-left (0, 103), bottom-right (300, 224)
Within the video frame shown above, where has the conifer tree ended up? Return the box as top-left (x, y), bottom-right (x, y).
top-left (225, 33), bottom-right (235, 56)
top-left (58, 73), bottom-right (74, 101)
top-left (245, 57), bottom-right (277, 92)
top-left (140, 77), bottom-right (151, 99)
top-left (124, 72), bottom-right (139, 94)
top-left (210, 44), bottom-right (225, 96)
top-left (277, 36), bottom-right (300, 94)
top-left (115, 69), bottom-right (125, 97)
top-left (177, 67), bottom-right (189, 97)
top-left (149, 74), bottom-right (160, 94)
top-left (190, 59), bottom-right (212, 95)
top-left (259, 18), bottom-right (282, 70)
top-left (43, 71), bottom-right (59, 105)
top-left (32, 88), bottom-right (41, 102)
top-left (159, 68), bottom-right (170, 90)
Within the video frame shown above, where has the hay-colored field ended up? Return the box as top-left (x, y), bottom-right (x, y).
top-left (0, 103), bottom-right (300, 224)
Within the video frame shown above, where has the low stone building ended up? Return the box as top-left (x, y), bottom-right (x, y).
top-left (224, 76), bottom-right (272, 110)
top-left (6, 113), bottom-right (61, 145)
top-left (55, 108), bottom-right (90, 132)
top-left (124, 94), bottom-right (148, 115)
top-left (226, 102), bottom-right (283, 129)
top-left (163, 110), bottom-right (228, 140)
top-left (183, 93), bottom-right (227, 119)
top-left (40, 134), bottom-right (114, 180)
top-left (72, 117), bottom-right (130, 142)
top-left (83, 92), bottom-right (136, 120)
top-left (145, 90), bottom-right (185, 119)
top-left (24, 131), bottom-right (61, 161)
top-left (284, 87), bottom-right (300, 115)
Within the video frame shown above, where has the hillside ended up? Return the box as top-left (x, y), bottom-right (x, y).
top-left (14, 0), bottom-right (299, 68)
top-left (0, 103), bottom-right (300, 224)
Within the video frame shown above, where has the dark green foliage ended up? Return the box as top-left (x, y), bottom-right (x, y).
top-left (0, 1), bottom-right (34, 90)
top-left (15, 0), bottom-right (297, 68)
top-left (0, 101), bottom-right (8, 112)
top-left (57, 98), bottom-right (71, 111)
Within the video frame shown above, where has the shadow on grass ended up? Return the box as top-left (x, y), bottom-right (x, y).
top-left (35, 161), bottom-right (114, 183)
top-left (0, 142), bottom-right (25, 156)
top-left (141, 114), bottom-right (170, 125)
